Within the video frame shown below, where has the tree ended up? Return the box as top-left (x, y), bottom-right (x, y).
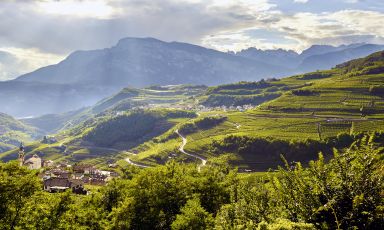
top-left (171, 198), bottom-right (214, 230)
top-left (0, 161), bottom-right (41, 230)
top-left (272, 145), bottom-right (384, 229)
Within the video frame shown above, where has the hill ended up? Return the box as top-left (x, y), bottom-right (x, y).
top-left (297, 44), bottom-right (384, 72)
top-left (0, 112), bottom-right (40, 152)
top-left (126, 51), bottom-right (384, 170)
top-left (2, 51), bottom-right (384, 170)
top-left (3, 38), bottom-right (382, 118)
top-left (2, 37), bottom-right (285, 117)
top-left (22, 85), bottom-right (206, 134)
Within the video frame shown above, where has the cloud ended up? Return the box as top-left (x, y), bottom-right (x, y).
top-left (203, 8), bottom-right (384, 52)
top-left (0, 0), bottom-right (276, 55)
top-left (294, 0), bottom-right (309, 3)
top-left (0, 48), bottom-right (63, 80)
top-left (0, 0), bottom-right (383, 80)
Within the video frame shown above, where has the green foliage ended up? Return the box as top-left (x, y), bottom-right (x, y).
top-left (0, 141), bottom-right (383, 229)
top-left (272, 146), bottom-right (383, 229)
top-left (171, 197), bottom-right (214, 230)
top-left (81, 109), bottom-right (195, 148)
top-left (178, 116), bottom-right (227, 135)
top-left (202, 93), bottom-right (281, 107)
top-left (257, 219), bottom-right (315, 230)
top-left (108, 161), bottom-right (233, 229)
top-left (336, 51), bottom-right (384, 74)
top-left (0, 161), bottom-right (41, 229)
top-left (299, 71), bottom-right (332, 80)
top-left (83, 110), bottom-right (160, 147)
top-left (0, 113), bottom-right (38, 153)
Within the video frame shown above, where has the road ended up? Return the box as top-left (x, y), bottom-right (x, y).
top-left (125, 157), bottom-right (150, 168)
top-left (175, 129), bottom-right (207, 169)
top-left (75, 144), bottom-right (150, 168)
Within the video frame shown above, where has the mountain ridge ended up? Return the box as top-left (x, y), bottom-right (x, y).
top-left (2, 37), bottom-right (384, 117)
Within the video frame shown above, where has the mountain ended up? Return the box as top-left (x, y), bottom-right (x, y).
top-left (236, 43), bottom-right (384, 73)
top-left (3, 51), bottom-right (384, 169)
top-left (2, 38), bottom-right (383, 118)
top-left (16, 38), bottom-right (286, 87)
top-left (233, 48), bottom-right (299, 68)
top-left (1, 37), bottom-right (287, 117)
top-left (0, 81), bottom-right (113, 118)
top-left (297, 44), bottom-right (384, 72)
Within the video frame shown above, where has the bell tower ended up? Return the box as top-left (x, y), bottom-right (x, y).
top-left (18, 142), bottom-right (25, 166)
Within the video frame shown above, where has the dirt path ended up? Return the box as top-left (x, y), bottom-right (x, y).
top-left (175, 129), bottom-right (207, 169)
top-left (125, 157), bottom-right (150, 168)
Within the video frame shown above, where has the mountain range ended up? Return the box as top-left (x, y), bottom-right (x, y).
top-left (235, 43), bottom-right (384, 72)
top-left (0, 37), bottom-right (383, 117)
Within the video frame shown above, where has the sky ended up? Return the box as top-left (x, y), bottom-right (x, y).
top-left (0, 0), bottom-right (383, 80)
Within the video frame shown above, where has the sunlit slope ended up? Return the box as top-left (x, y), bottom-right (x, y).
top-left (24, 85), bottom-right (207, 134)
top-left (0, 113), bottom-right (39, 153)
top-left (0, 109), bottom-right (196, 167)
top-left (2, 51), bottom-right (384, 170)
top-left (130, 51), bottom-right (384, 170)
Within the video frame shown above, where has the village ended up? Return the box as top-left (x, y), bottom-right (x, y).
top-left (17, 142), bottom-right (119, 195)
top-left (14, 103), bottom-right (257, 195)
top-left (115, 103), bottom-right (257, 116)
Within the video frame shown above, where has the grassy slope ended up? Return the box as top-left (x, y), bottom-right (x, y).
top-left (2, 51), bottom-right (384, 170)
top-left (23, 85), bottom-right (207, 134)
top-left (130, 51), bottom-right (384, 169)
top-left (0, 113), bottom-right (39, 152)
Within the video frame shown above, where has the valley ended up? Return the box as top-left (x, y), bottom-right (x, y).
top-left (1, 51), bottom-right (383, 172)
top-left (2, 0), bottom-right (384, 228)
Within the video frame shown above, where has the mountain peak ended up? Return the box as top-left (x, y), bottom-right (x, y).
top-left (115, 37), bottom-right (165, 47)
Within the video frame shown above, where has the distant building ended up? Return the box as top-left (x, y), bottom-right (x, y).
top-left (18, 142), bottom-right (25, 167)
top-left (43, 178), bottom-right (87, 194)
top-left (17, 142), bottom-right (43, 169)
top-left (24, 154), bottom-right (42, 170)
top-left (73, 164), bottom-right (97, 175)
top-left (43, 160), bottom-right (54, 168)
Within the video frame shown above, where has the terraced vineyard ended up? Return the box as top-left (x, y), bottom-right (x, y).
top-left (1, 51), bottom-right (384, 171)
top-left (127, 51), bottom-right (384, 170)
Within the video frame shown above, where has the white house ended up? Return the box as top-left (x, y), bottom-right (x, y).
top-left (24, 154), bottom-right (42, 170)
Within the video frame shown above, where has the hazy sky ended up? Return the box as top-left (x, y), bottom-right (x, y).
top-left (0, 0), bottom-right (383, 80)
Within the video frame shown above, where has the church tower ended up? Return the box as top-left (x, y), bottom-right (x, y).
top-left (18, 142), bottom-right (25, 166)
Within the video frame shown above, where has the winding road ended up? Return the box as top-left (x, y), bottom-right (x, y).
top-left (125, 157), bottom-right (149, 168)
top-left (175, 129), bottom-right (207, 169)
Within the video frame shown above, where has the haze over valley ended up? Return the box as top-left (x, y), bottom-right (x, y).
top-left (1, 1), bottom-right (383, 229)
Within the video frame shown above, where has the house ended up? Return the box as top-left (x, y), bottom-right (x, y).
top-left (89, 174), bottom-right (107, 186)
top-left (43, 160), bottom-right (54, 168)
top-left (43, 178), bottom-right (87, 194)
top-left (73, 164), bottom-right (97, 174)
top-left (49, 169), bottom-right (70, 178)
top-left (24, 154), bottom-right (42, 170)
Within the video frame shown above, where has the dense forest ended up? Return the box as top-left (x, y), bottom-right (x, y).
top-left (1, 137), bottom-right (382, 230)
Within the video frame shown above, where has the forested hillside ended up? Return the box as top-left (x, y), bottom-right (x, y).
top-left (1, 139), bottom-right (383, 229)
